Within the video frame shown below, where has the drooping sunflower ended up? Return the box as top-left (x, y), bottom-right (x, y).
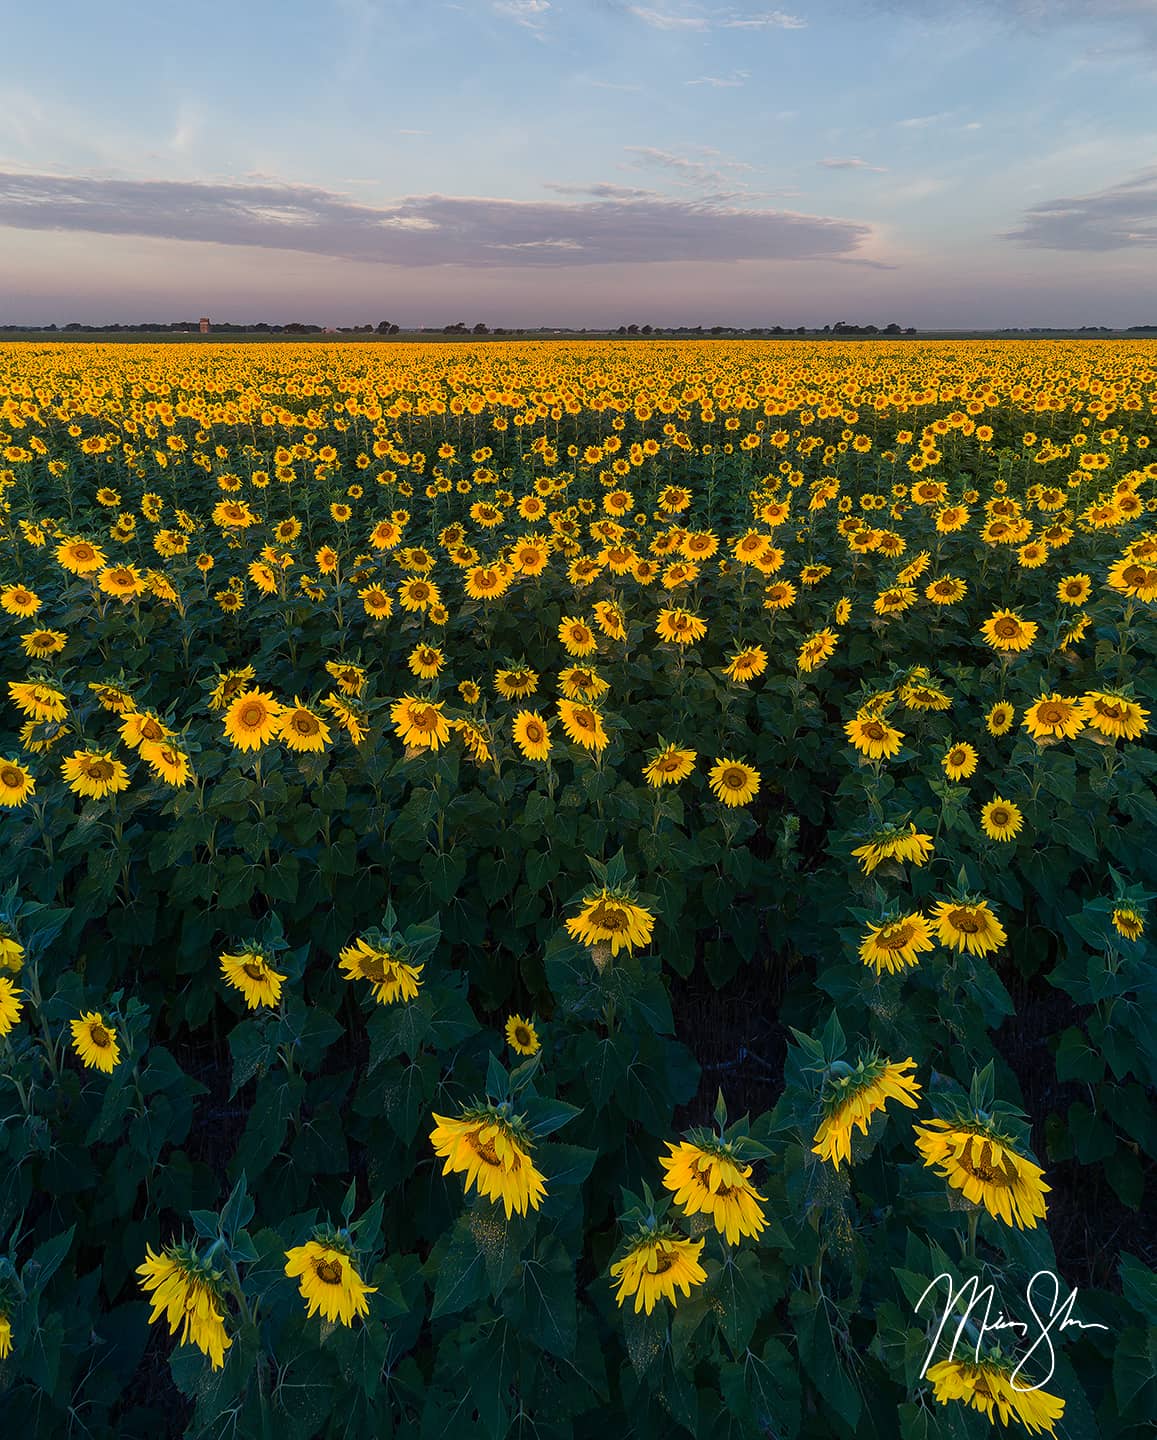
top-left (925, 1357), bottom-right (1064, 1436)
top-left (322, 694), bottom-right (369, 745)
top-left (284, 1239), bottom-right (378, 1325)
top-left (565, 887), bottom-right (655, 956)
top-left (654, 608), bottom-right (707, 646)
top-left (609, 1228), bottom-right (707, 1315)
top-left (140, 741), bottom-right (193, 788)
top-left (930, 897), bottom-right (1007, 956)
top-left (70, 1010), bottom-right (122, 1072)
top-left (0, 934), bottom-right (24, 973)
top-left (707, 758), bottom-right (760, 807)
top-left (429, 1105), bottom-right (547, 1218)
top-left (851, 823), bottom-right (935, 875)
top-left (980, 609), bottom-right (1039, 654)
top-left (1111, 906), bottom-right (1144, 941)
top-left (7, 681), bottom-right (67, 722)
top-left (978, 794), bottom-right (1023, 843)
top-left (0, 758), bottom-right (35, 807)
top-left (858, 913), bottom-right (936, 975)
top-left (558, 665), bottom-right (610, 701)
top-left (512, 710), bottom-right (552, 762)
top-left (219, 950), bottom-right (287, 1009)
top-left (61, 750), bottom-right (130, 800)
top-left (723, 645), bottom-right (769, 683)
top-left (278, 698), bottom-right (332, 754)
top-left (797, 627), bottom-right (839, 672)
top-left (660, 1140), bottom-right (767, 1245)
top-left (0, 976), bottom-right (24, 1038)
top-left (338, 935), bottom-right (423, 1003)
top-left (941, 741), bottom-right (978, 782)
top-left (0, 1313), bottom-right (10, 1359)
top-left (556, 698), bottom-right (608, 753)
top-left (1080, 690), bottom-right (1149, 741)
top-left (592, 598), bottom-right (628, 641)
top-left (137, 1243), bottom-right (232, 1370)
top-left (223, 688), bottom-right (283, 752)
top-left (845, 714), bottom-right (905, 761)
top-left (1022, 694), bottom-right (1084, 744)
top-left (643, 742), bottom-right (696, 788)
top-left (505, 1014), bottom-right (541, 1056)
top-left (914, 1117), bottom-right (1050, 1229)
top-left (812, 1055), bottom-right (921, 1168)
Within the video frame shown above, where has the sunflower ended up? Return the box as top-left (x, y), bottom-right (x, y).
top-left (925, 1357), bottom-right (1063, 1436)
top-left (408, 644), bottom-right (444, 680)
top-left (812, 1056), bottom-right (921, 1168)
top-left (391, 695), bottom-right (452, 752)
top-left (941, 742), bottom-right (978, 782)
top-left (592, 599), bottom-right (628, 640)
top-left (0, 584), bottom-right (41, 618)
top-left (980, 609), bottom-right (1038, 653)
top-left (660, 1141), bottom-right (767, 1245)
top-left (558, 615), bottom-right (598, 657)
top-left (655, 608), bottom-right (707, 646)
top-left (763, 579), bottom-right (797, 611)
top-left (0, 758), bottom-right (35, 807)
top-left (1080, 690), bottom-right (1149, 741)
top-left (20, 629), bottom-right (66, 659)
top-left (925, 574), bottom-right (968, 605)
top-left (55, 537), bottom-right (107, 575)
top-left (707, 758), bottom-right (760, 807)
top-left (565, 888), bottom-right (655, 956)
top-left (322, 695), bottom-right (369, 745)
top-left (797, 627), bottom-right (838, 672)
top-left (61, 750), bottom-right (130, 800)
top-left (914, 1118), bottom-right (1049, 1229)
top-left (70, 1010), bottom-right (122, 1072)
top-left (495, 666), bottom-right (539, 700)
top-left (219, 950), bottom-right (286, 1009)
top-left (338, 936), bottom-right (423, 1003)
top-left (980, 796), bottom-right (1024, 843)
top-left (845, 714), bottom-right (904, 761)
top-left (98, 564), bottom-right (147, 601)
top-left (284, 1240), bottom-right (377, 1326)
top-left (723, 645), bottom-right (768, 683)
top-left (0, 976), bottom-right (24, 1038)
top-left (558, 665), bottom-right (609, 701)
top-left (1022, 694), bottom-right (1084, 743)
top-left (359, 584), bottom-right (394, 619)
top-left (398, 577), bottom-right (440, 612)
top-left (223, 688), bottom-right (283, 752)
top-left (324, 661), bottom-right (367, 697)
top-left (1111, 906), bottom-right (1144, 941)
top-left (643, 742), bottom-right (696, 788)
top-left (851, 823), bottom-right (934, 874)
top-left (556, 699), bottom-right (608, 753)
top-left (505, 1014), bottom-right (541, 1056)
top-left (930, 898), bottom-right (1006, 956)
top-left (0, 1314), bottom-right (10, 1359)
top-left (140, 741), bottom-right (193, 787)
top-left (1056, 573), bottom-right (1091, 605)
top-left (985, 701), bottom-right (1016, 736)
top-left (7, 681), bottom-right (67, 722)
top-left (1107, 556), bottom-right (1157, 602)
top-left (458, 679), bottom-right (481, 706)
top-left (858, 913), bottom-right (936, 975)
top-left (137, 1243), bottom-right (232, 1370)
top-left (512, 710), bottom-right (552, 762)
top-left (610, 1229), bottom-right (707, 1315)
top-left (119, 711), bottom-right (171, 750)
top-left (430, 1106), bottom-right (547, 1218)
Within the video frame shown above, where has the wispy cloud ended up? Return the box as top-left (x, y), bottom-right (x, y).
top-left (493, 0), bottom-right (551, 31)
top-left (626, 4), bottom-right (804, 29)
top-left (0, 169), bottom-right (873, 267)
top-left (818, 156), bottom-right (888, 172)
top-left (1003, 165), bottom-right (1157, 250)
top-left (897, 112), bottom-right (951, 129)
top-left (686, 70), bottom-right (750, 86)
top-left (622, 145), bottom-right (757, 188)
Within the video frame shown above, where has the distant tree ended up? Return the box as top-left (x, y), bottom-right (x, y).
top-left (904, 327), bottom-right (917, 335)
top-left (641, 324), bottom-right (652, 335)
top-left (472, 322), bottom-right (489, 334)
top-left (376, 321), bottom-right (393, 333)
top-left (616, 326), bottom-right (627, 335)
top-left (884, 323), bottom-right (901, 335)
top-left (627, 324), bottom-right (639, 335)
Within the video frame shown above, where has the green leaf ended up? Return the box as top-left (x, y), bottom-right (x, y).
top-left (429, 1219), bottom-right (488, 1320)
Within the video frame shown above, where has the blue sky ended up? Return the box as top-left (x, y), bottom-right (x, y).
top-left (2, 0), bottom-right (1156, 327)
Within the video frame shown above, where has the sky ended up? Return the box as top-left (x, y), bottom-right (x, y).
top-left (2, 0), bottom-right (1156, 329)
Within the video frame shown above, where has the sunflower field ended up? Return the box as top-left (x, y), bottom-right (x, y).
top-left (0, 338), bottom-right (1155, 1439)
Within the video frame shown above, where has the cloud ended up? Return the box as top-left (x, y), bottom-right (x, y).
top-left (543, 181), bottom-right (662, 198)
top-left (493, 0), bottom-right (551, 29)
top-left (1003, 166), bottom-right (1157, 250)
top-left (897, 112), bottom-right (951, 129)
top-left (625, 3), bottom-right (805, 28)
top-left (685, 70), bottom-right (750, 85)
top-left (622, 145), bottom-right (757, 188)
top-left (0, 169), bottom-right (873, 268)
top-left (848, 0), bottom-right (1157, 49)
top-left (818, 156), bottom-right (888, 172)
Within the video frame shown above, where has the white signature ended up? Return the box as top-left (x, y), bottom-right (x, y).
top-left (916, 1269), bottom-right (1110, 1391)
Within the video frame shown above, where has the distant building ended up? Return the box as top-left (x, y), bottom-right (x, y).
top-left (199, 317), bottom-right (210, 334)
